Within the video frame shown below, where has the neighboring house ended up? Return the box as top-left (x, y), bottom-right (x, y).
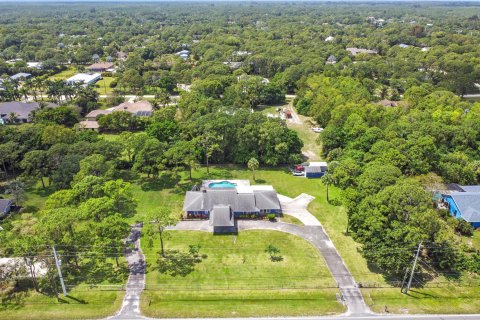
top-left (176, 50), bottom-right (190, 60)
top-left (399, 43), bottom-right (410, 48)
top-left (79, 120), bottom-right (100, 131)
top-left (346, 47), bottom-right (378, 56)
top-left (304, 162), bottom-right (328, 178)
top-left (66, 73), bottom-right (101, 86)
top-left (10, 73), bottom-right (32, 81)
top-left (87, 62), bottom-right (114, 72)
top-left (442, 185), bottom-right (480, 228)
top-left (117, 51), bottom-right (128, 61)
top-left (183, 180), bottom-right (282, 232)
top-left (0, 101), bottom-right (57, 123)
top-left (27, 62), bottom-right (43, 69)
top-left (0, 199), bottom-right (13, 217)
top-left (326, 55), bottom-right (337, 65)
top-left (223, 61), bottom-right (243, 70)
top-left (83, 100), bottom-right (153, 129)
top-left (92, 54), bottom-right (100, 62)
top-left (106, 56), bottom-right (113, 63)
top-left (378, 99), bottom-right (399, 107)
top-left (325, 36), bottom-right (335, 42)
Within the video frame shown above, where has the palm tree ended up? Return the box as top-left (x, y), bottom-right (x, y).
top-left (248, 157), bottom-right (259, 181)
top-left (19, 87), bottom-right (29, 102)
top-left (321, 172), bottom-right (334, 203)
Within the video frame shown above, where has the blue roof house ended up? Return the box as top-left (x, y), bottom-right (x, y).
top-left (443, 185), bottom-right (480, 228)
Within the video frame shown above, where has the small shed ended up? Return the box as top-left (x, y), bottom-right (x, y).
top-left (305, 162), bottom-right (328, 178)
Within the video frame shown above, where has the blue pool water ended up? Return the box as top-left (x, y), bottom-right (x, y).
top-left (208, 181), bottom-right (237, 189)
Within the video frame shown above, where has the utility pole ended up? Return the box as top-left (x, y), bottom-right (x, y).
top-left (403, 242), bottom-right (422, 295)
top-left (52, 246), bottom-right (68, 296)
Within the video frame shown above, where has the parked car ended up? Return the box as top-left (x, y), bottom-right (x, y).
top-left (312, 127), bottom-right (324, 133)
top-left (293, 171), bottom-right (304, 176)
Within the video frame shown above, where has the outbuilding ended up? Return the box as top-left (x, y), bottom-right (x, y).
top-left (305, 162), bottom-right (328, 178)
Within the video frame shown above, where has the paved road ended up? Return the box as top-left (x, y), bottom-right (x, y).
top-left (110, 225), bottom-right (146, 320)
top-left (156, 316), bottom-right (480, 320)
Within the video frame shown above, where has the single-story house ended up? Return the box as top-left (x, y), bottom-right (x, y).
top-left (326, 55), bottom-right (337, 65)
top-left (85, 100), bottom-right (153, 120)
top-left (0, 101), bottom-right (57, 123)
top-left (66, 73), bottom-right (101, 86)
top-left (325, 36), bottom-right (335, 42)
top-left (0, 199), bottom-right (13, 218)
top-left (346, 47), bottom-right (378, 56)
top-left (79, 120), bottom-right (100, 131)
top-left (27, 62), bottom-right (43, 69)
top-left (176, 50), bottom-right (190, 60)
top-left (10, 73), bottom-right (32, 81)
top-left (442, 185), bottom-right (480, 228)
top-left (399, 43), bottom-right (410, 48)
top-left (83, 101), bottom-right (153, 129)
top-left (184, 180), bottom-right (282, 232)
top-left (87, 62), bottom-right (114, 72)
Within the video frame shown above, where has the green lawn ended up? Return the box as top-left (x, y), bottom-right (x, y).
top-left (95, 77), bottom-right (115, 95)
top-left (141, 230), bottom-right (344, 317)
top-left (362, 286), bottom-right (480, 314)
top-left (0, 286), bottom-right (124, 320)
top-left (47, 66), bottom-right (78, 81)
top-left (5, 159), bottom-right (479, 316)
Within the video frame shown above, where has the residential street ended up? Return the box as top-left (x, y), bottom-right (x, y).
top-left (110, 224), bottom-right (146, 320)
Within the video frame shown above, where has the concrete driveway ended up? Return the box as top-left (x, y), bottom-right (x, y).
top-left (278, 193), bottom-right (321, 226)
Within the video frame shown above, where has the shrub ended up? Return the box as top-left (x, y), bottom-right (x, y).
top-left (267, 213), bottom-right (276, 220)
top-left (455, 219), bottom-right (474, 236)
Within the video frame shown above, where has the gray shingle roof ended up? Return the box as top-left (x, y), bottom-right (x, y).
top-left (183, 189), bottom-right (281, 213)
top-left (0, 102), bottom-right (57, 121)
top-left (253, 190), bottom-right (281, 210)
top-left (210, 205), bottom-right (234, 227)
top-left (459, 185), bottom-right (480, 193)
top-left (183, 191), bottom-right (204, 211)
top-left (205, 190), bottom-right (239, 211)
top-left (450, 192), bottom-right (480, 223)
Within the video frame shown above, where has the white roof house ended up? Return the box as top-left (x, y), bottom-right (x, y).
top-left (325, 36), bottom-right (335, 42)
top-left (27, 62), bottom-right (42, 69)
top-left (66, 73), bottom-right (101, 85)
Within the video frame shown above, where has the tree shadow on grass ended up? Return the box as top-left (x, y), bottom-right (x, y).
top-left (155, 249), bottom-right (206, 277)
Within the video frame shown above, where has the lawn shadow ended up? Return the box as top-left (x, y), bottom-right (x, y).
top-left (155, 249), bottom-right (205, 277)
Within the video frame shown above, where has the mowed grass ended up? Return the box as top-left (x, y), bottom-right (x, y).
top-left (8, 156), bottom-right (480, 315)
top-left (95, 77), bottom-right (115, 95)
top-left (362, 286), bottom-right (480, 314)
top-left (0, 285), bottom-right (124, 320)
top-left (141, 230), bottom-right (344, 317)
top-left (47, 66), bottom-right (78, 81)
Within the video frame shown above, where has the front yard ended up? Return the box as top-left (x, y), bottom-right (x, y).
top-left (141, 230), bottom-right (344, 317)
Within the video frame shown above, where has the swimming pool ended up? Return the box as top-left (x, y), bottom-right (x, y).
top-left (208, 181), bottom-right (237, 189)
